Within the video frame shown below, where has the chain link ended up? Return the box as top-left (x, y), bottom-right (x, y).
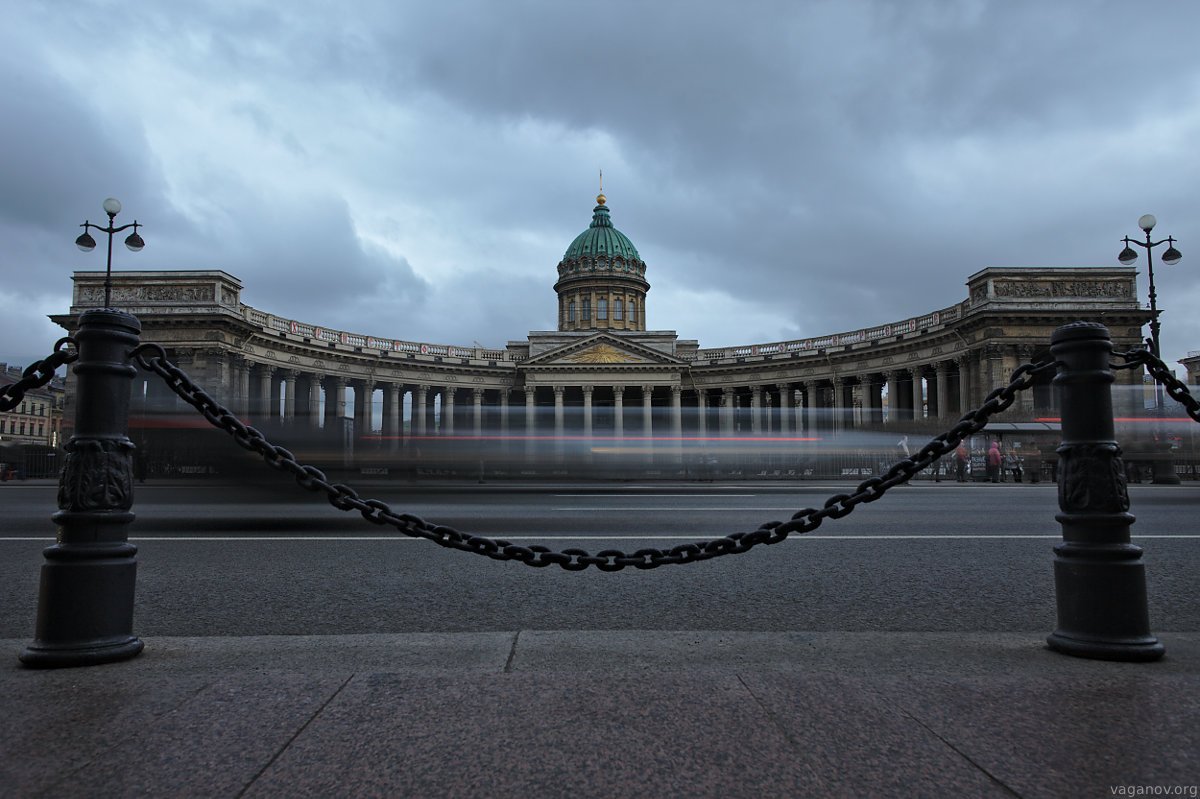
top-left (131, 342), bottom-right (1057, 570)
top-left (0, 338), bottom-right (78, 412)
top-left (1115, 346), bottom-right (1200, 423)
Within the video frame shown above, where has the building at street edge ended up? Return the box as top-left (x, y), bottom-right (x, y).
top-left (55, 193), bottom-right (1170, 477)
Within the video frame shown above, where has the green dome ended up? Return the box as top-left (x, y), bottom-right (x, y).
top-left (562, 196), bottom-right (642, 262)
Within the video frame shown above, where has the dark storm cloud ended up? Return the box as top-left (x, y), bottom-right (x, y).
top-left (361, 0), bottom-right (1200, 345)
top-left (2, 0), bottom-right (1199, 368)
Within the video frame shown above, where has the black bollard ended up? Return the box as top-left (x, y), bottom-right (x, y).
top-left (20, 310), bottom-right (145, 668)
top-left (1046, 322), bottom-right (1164, 661)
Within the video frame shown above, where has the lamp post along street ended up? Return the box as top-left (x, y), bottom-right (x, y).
top-left (75, 197), bottom-right (145, 308)
top-left (1117, 214), bottom-right (1182, 484)
top-left (1117, 214), bottom-right (1181, 364)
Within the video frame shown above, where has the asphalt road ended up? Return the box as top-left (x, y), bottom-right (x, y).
top-left (2, 479), bottom-right (1197, 638)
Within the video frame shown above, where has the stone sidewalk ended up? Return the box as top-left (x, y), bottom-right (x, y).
top-left (3, 631), bottom-right (1198, 798)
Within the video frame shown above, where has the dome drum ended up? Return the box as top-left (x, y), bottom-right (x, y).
top-left (556, 195), bottom-right (649, 333)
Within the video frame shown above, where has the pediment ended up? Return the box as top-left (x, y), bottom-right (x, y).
top-left (523, 334), bottom-right (684, 367)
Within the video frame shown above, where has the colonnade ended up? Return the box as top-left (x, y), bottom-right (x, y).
top-left (136, 346), bottom-right (1145, 450)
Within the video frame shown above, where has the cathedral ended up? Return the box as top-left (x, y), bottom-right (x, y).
top-left (55, 192), bottom-right (1153, 476)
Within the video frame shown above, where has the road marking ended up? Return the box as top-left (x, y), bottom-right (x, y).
top-left (552, 489), bottom-right (748, 494)
top-left (555, 507), bottom-right (857, 511)
top-left (3, 535), bottom-right (1199, 541)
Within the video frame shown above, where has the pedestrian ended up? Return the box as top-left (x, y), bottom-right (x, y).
top-left (987, 441), bottom-right (1002, 483)
top-left (955, 443), bottom-right (969, 482)
top-left (897, 435), bottom-right (910, 458)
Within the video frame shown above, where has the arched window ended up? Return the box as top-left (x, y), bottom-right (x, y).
top-left (598, 297), bottom-right (608, 320)
top-left (628, 300), bottom-right (637, 326)
top-left (583, 297), bottom-right (591, 321)
top-left (568, 300), bottom-right (576, 322)
top-left (614, 298), bottom-right (623, 321)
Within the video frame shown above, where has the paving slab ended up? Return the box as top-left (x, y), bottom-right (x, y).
top-left (1, 632), bottom-right (1196, 798)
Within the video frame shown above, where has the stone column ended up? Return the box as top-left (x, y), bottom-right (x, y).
top-left (935, 362), bottom-right (950, 420)
top-left (230, 356), bottom-right (249, 416)
top-left (671, 385), bottom-right (682, 439)
top-left (415, 385), bottom-right (428, 436)
top-left (385, 384), bottom-right (401, 447)
top-left (840, 377), bottom-right (854, 433)
top-left (524, 386), bottom-right (536, 455)
top-left (642, 385), bottom-right (654, 438)
top-left (697, 390), bottom-right (708, 437)
top-left (582, 385), bottom-right (593, 439)
top-left (499, 389), bottom-right (510, 438)
top-left (282, 371), bottom-right (297, 422)
top-left (613, 386), bottom-right (624, 438)
top-left (721, 388), bottom-right (735, 436)
top-left (910, 367), bottom-right (924, 420)
top-left (442, 387), bottom-right (455, 434)
top-left (956, 355), bottom-right (972, 415)
top-left (366, 381), bottom-right (380, 434)
top-left (336, 378), bottom-right (349, 421)
top-left (258, 365), bottom-right (275, 420)
top-left (473, 388), bottom-right (484, 438)
top-left (777, 384), bottom-right (790, 436)
top-left (860, 375), bottom-right (877, 426)
top-left (750, 386), bottom-right (762, 434)
top-left (885, 371), bottom-right (901, 424)
top-left (795, 384), bottom-right (807, 435)
top-left (308, 374), bottom-right (323, 429)
top-left (553, 385), bottom-right (564, 439)
top-left (985, 343), bottom-right (1005, 395)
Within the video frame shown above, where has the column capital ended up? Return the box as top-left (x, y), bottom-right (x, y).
top-left (670, 384), bottom-right (682, 396)
top-left (581, 384), bottom-right (594, 394)
top-left (613, 385), bottom-right (624, 397)
top-left (524, 385), bottom-right (536, 398)
top-left (473, 387), bottom-right (485, 399)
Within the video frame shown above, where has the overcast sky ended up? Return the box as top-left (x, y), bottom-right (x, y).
top-left (3, 1), bottom-right (1199, 373)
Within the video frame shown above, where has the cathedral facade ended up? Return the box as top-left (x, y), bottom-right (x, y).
top-left (55, 194), bottom-right (1153, 474)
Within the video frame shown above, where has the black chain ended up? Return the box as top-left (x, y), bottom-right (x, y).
top-left (1116, 346), bottom-right (1200, 423)
top-left (131, 341), bottom-right (1057, 571)
top-left (0, 338), bottom-right (77, 412)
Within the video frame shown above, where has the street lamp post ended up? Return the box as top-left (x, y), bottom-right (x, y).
top-left (1118, 214), bottom-right (1181, 363)
top-left (1118, 214), bottom-right (1183, 484)
top-left (75, 197), bottom-right (145, 308)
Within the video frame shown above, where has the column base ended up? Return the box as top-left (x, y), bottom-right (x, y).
top-left (1046, 632), bottom-right (1164, 662)
top-left (20, 636), bottom-right (144, 669)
